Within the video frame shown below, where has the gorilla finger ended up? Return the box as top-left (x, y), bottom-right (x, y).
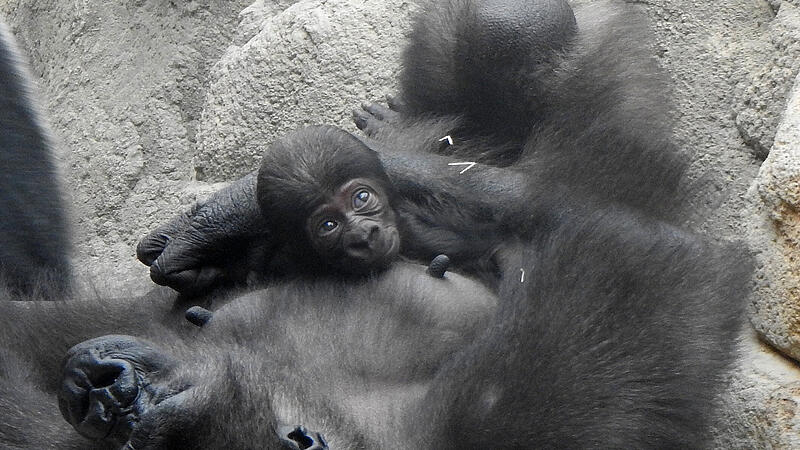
top-left (136, 232), bottom-right (171, 266)
top-left (185, 306), bottom-right (213, 327)
top-left (426, 254), bottom-right (450, 278)
top-left (352, 108), bottom-right (370, 131)
top-left (386, 94), bottom-right (408, 113)
top-left (136, 212), bottom-right (196, 265)
top-left (150, 263), bottom-right (224, 294)
top-left (146, 232), bottom-right (216, 283)
top-left (385, 94), bottom-right (406, 113)
top-left (362, 102), bottom-right (392, 121)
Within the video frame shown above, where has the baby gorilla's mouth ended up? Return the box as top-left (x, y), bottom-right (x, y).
top-left (343, 227), bottom-right (400, 273)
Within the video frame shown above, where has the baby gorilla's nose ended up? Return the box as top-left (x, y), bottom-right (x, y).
top-left (343, 224), bottom-right (380, 257)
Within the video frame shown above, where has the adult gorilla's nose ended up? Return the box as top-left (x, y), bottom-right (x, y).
top-left (59, 352), bottom-right (139, 440)
top-left (58, 335), bottom-right (176, 446)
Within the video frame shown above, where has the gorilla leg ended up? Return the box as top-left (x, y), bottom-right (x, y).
top-left (0, 21), bottom-right (71, 298)
top-left (365, 0), bottom-right (689, 221)
top-left (407, 212), bottom-right (749, 448)
top-left (400, 0), bottom-right (577, 142)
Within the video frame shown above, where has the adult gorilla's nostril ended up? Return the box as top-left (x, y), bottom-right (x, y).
top-left (89, 360), bottom-right (124, 388)
top-left (57, 336), bottom-right (173, 444)
top-left (59, 355), bottom-right (140, 440)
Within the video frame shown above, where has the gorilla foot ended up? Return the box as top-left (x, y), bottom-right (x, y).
top-left (58, 335), bottom-right (177, 445)
top-left (278, 424), bottom-right (329, 450)
top-left (352, 98), bottom-right (402, 137)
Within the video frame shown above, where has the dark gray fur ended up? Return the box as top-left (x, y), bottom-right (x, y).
top-left (0, 21), bottom-right (70, 298)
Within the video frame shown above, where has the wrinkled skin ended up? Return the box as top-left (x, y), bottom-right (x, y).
top-left (305, 177), bottom-right (400, 272)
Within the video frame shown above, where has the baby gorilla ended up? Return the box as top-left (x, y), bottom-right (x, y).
top-left (257, 126), bottom-right (401, 275)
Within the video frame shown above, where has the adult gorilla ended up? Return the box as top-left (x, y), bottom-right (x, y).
top-left (0, 1), bottom-right (749, 449)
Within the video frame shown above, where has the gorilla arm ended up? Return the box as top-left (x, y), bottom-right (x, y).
top-left (137, 171), bottom-right (273, 293)
top-left (138, 148), bottom-right (530, 293)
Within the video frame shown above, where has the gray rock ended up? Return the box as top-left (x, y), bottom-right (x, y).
top-left (748, 71), bottom-right (800, 362)
top-left (193, 0), bottom-right (416, 182)
top-left (735, 2), bottom-right (800, 159)
top-left (713, 330), bottom-right (800, 449)
top-left (0, 0), bottom-right (254, 294)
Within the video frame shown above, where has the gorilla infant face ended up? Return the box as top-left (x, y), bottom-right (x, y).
top-left (257, 125), bottom-right (403, 275)
top-left (307, 177), bottom-right (400, 273)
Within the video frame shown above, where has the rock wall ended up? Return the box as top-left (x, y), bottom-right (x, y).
top-left (2, 0), bottom-right (800, 446)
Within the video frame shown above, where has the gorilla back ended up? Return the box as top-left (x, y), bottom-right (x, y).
top-left (0, 0), bottom-right (749, 448)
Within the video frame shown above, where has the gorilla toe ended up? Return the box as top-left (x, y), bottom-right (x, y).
top-left (426, 254), bottom-right (451, 278)
top-left (186, 305), bottom-right (213, 327)
top-left (352, 101), bottom-right (400, 137)
top-left (278, 425), bottom-right (329, 450)
top-left (58, 335), bottom-right (176, 444)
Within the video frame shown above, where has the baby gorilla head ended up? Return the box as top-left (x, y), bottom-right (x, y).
top-left (257, 126), bottom-right (400, 274)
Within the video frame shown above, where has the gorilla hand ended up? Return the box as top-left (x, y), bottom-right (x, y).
top-left (137, 172), bottom-right (272, 294)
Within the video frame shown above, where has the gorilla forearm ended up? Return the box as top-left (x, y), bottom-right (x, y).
top-left (378, 150), bottom-right (528, 213)
top-left (139, 148), bottom-right (530, 291)
top-left (137, 172), bottom-right (275, 293)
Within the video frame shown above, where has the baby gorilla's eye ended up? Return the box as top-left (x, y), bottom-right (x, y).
top-left (320, 220), bottom-right (338, 233)
top-left (353, 190), bottom-right (371, 209)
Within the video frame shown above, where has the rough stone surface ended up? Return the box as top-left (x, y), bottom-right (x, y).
top-left (194, 0), bottom-right (416, 181)
top-left (749, 72), bottom-right (800, 362)
top-left (712, 331), bottom-right (800, 449)
top-left (2, 0), bottom-right (800, 446)
top-left (735, 1), bottom-right (800, 160)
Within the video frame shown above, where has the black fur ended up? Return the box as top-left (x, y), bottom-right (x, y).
top-left (0, 0), bottom-right (750, 448)
top-left (258, 125), bottom-right (396, 236)
top-left (257, 126), bottom-right (401, 275)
